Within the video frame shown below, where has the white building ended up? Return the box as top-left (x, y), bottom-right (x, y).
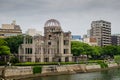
top-left (26, 28), bottom-right (42, 36)
top-left (83, 37), bottom-right (97, 46)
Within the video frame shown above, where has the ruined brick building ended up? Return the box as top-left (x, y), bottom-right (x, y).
top-left (18, 19), bottom-right (72, 62)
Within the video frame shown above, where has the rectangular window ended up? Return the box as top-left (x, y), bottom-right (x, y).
top-left (29, 48), bottom-right (32, 54)
top-left (25, 48), bottom-right (32, 54)
top-left (64, 40), bottom-right (69, 45)
top-left (48, 42), bottom-right (51, 45)
top-left (64, 49), bottom-right (68, 54)
top-left (25, 48), bottom-right (28, 54)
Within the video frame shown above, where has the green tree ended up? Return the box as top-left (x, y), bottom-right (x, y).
top-left (81, 43), bottom-right (93, 57)
top-left (91, 46), bottom-right (102, 59)
top-left (116, 46), bottom-right (120, 55)
top-left (71, 41), bottom-right (84, 56)
top-left (0, 46), bottom-right (10, 55)
top-left (102, 45), bottom-right (117, 58)
top-left (0, 38), bottom-right (11, 62)
top-left (4, 35), bottom-right (24, 54)
top-left (71, 41), bottom-right (94, 57)
top-left (0, 38), bottom-right (7, 46)
top-left (10, 55), bottom-right (19, 64)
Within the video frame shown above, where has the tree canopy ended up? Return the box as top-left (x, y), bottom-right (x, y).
top-left (71, 41), bottom-right (120, 60)
top-left (0, 38), bottom-right (10, 55)
top-left (0, 38), bottom-right (7, 46)
top-left (4, 35), bottom-right (24, 54)
top-left (0, 46), bottom-right (10, 55)
top-left (0, 38), bottom-right (11, 63)
top-left (71, 41), bottom-right (93, 56)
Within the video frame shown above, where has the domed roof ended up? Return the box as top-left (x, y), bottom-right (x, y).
top-left (44, 19), bottom-right (61, 27)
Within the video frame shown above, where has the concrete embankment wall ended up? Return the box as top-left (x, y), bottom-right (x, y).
top-left (1, 63), bottom-right (119, 79)
top-left (3, 66), bottom-right (33, 77)
top-left (0, 66), bottom-right (4, 76)
top-left (41, 64), bottom-right (87, 74)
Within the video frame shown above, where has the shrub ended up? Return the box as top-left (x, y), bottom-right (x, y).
top-left (97, 61), bottom-right (108, 68)
top-left (15, 62), bottom-right (58, 66)
top-left (114, 55), bottom-right (120, 64)
top-left (15, 62), bottom-right (78, 66)
top-left (10, 57), bottom-right (19, 64)
top-left (0, 61), bottom-right (6, 66)
top-left (33, 66), bottom-right (42, 74)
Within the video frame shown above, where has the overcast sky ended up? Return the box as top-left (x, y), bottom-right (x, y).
top-left (0, 0), bottom-right (120, 36)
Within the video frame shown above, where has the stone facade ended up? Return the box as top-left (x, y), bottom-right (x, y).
top-left (3, 66), bottom-right (33, 77)
top-left (18, 19), bottom-right (72, 62)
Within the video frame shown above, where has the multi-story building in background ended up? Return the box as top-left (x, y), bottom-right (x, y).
top-left (18, 19), bottom-right (72, 62)
top-left (83, 37), bottom-right (97, 46)
top-left (90, 20), bottom-right (111, 46)
top-left (26, 28), bottom-right (42, 36)
top-left (111, 34), bottom-right (120, 46)
top-left (71, 35), bottom-right (83, 42)
top-left (0, 20), bottom-right (22, 38)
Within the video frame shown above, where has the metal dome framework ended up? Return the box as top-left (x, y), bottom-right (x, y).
top-left (44, 19), bottom-right (61, 27)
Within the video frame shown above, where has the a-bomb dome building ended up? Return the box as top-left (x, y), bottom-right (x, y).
top-left (18, 19), bottom-right (72, 62)
top-left (44, 19), bottom-right (61, 27)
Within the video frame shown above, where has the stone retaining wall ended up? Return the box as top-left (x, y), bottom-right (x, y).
top-left (41, 64), bottom-right (100, 74)
top-left (108, 63), bottom-right (118, 68)
top-left (86, 64), bottom-right (101, 72)
top-left (1, 63), bottom-right (120, 79)
top-left (3, 66), bottom-right (33, 77)
top-left (0, 66), bottom-right (4, 76)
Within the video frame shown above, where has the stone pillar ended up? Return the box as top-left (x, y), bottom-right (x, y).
top-left (59, 33), bottom-right (63, 54)
top-left (68, 36), bottom-right (71, 55)
top-left (49, 57), bottom-right (52, 62)
top-left (69, 56), bottom-right (72, 62)
top-left (61, 57), bottom-right (65, 62)
top-left (23, 47), bottom-right (26, 62)
top-left (32, 37), bottom-right (35, 62)
top-left (40, 47), bottom-right (44, 62)
top-left (40, 56), bottom-right (44, 62)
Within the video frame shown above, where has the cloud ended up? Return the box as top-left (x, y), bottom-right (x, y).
top-left (0, 0), bottom-right (120, 35)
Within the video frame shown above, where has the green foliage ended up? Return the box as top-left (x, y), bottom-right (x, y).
top-left (114, 55), bottom-right (120, 64)
top-left (0, 38), bottom-right (7, 46)
top-left (71, 41), bottom-right (93, 56)
top-left (116, 46), bottom-right (120, 55)
top-left (0, 61), bottom-right (6, 66)
top-left (97, 61), bottom-right (108, 68)
top-left (0, 46), bottom-right (10, 55)
top-left (71, 41), bottom-right (120, 60)
top-left (15, 62), bottom-right (58, 66)
top-left (71, 41), bottom-right (84, 56)
top-left (33, 66), bottom-right (42, 74)
top-left (15, 62), bottom-right (81, 66)
top-left (0, 38), bottom-right (10, 55)
top-left (0, 38), bottom-right (11, 62)
top-left (60, 62), bottom-right (77, 65)
top-left (10, 56), bottom-right (19, 64)
top-left (102, 45), bottom-right (116, 56)
top-left (92, 46), bottom-right (102, 56)
top-left (4, 35), bottom-right (24, 54)
top-left (90, 46), bottom-right (102, 59)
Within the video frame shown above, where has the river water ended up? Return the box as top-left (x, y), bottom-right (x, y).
top-left (23, 68), bottom-right (120, 80)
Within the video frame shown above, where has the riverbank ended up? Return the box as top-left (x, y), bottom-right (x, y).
top-left (0, 63), bottom-right (120, 79)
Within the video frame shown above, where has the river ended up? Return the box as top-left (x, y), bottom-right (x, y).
top-left (22, 68), bottom-right (120, 80)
